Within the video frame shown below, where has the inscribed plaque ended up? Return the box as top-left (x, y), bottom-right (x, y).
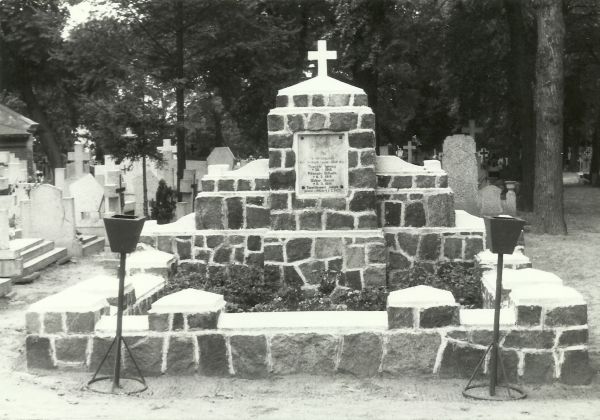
top-left (296, 133), bottom-right (347, 196)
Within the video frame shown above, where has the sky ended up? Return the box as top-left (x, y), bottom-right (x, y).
top-left (63, 0), bottom-right (115, 37)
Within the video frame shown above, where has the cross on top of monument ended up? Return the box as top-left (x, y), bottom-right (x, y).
top-left (462, 119), bottom-right (483, 139)
top-left (308, 40), bottom-right (337, 78)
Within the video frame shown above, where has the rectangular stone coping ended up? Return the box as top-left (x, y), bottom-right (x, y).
top-left (264, 230), bottom-right (384, 239)
top-left (510, 285), bottom-right (585, 308)
top-left (68, 275), bottom-right (134, 295)
top-left (195, 190), bottom-right (270, 196)
top-left (129, 274), bottom-right (165, 300)
top-left (201, 175), bottom-right (269, 181)
top-left (28, 290), bottom-right (108, 313)
top-left (268, 105), bottom-right (372, 114)
top-left (476, 249), bottom-right (531, 265)
top-left (460, 308), bottom-right (516, 327)
top-left (377, 187), bottom-right (452, 194)
top-left (218, 311), bottom-right (388, 331)
top-left (454, 210), bottom-right (485, 230)
top-left (95, 315), bottom-right (149, 334)
top-left (127, 249), bottom-right (176, 269)
top-left (482, 268), bottom-right (563, 293)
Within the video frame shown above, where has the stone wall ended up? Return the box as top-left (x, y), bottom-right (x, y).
top-left (25, 309), bottom-right (591, 385)
top-left (267, 92), bottom-right (377, 232)
top-left (142, 230), bottom-right (386, 292)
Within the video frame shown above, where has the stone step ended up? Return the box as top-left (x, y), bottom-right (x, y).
top-left (9, 238), bottom-right (45, 254)
top-left (22, 247), bottom-right (68, 276)
top-left (82, 237), bottom-right (105, 257)
top-left (19, 240), bottom-right (55, 263)
top-left (79, 234), bottom-right (97, 245)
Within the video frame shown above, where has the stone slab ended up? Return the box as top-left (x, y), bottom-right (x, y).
top-left (149, 288), bottom-right (225, 314)
top-left (387, 285), bottom-right (457, 308)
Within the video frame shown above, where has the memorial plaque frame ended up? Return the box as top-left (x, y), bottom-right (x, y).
top-left (294, 131), bottom-right (348, 198)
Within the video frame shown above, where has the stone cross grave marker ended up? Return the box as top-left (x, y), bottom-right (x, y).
top-left (308, 39), bottom-right (337, 78)
top-left (403, 140), bottom-right (417, 163)
top-left (462, 119), bottom-right (483, 139)
top-left (67, 144), bottom-right (90, 179)
top-left (477, 147), bottom-right (489, 162)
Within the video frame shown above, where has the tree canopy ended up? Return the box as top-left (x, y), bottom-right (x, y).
top-left (2, 0), bottom-right (600, 232)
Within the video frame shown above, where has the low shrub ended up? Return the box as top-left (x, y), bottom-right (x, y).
top-left (167, 266), bottom-right (389, 312)
top-left (391, 262), bottom-right (482, 308)
top-left (151, 179), bottom-right (176, 224)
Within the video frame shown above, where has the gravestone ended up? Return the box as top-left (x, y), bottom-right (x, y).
top-left (442, 135), bottom-right (479, 215)
top-left (68, 174), bottom-right (104, 223)
top-left (479, 185), bottom-right (503, 216)
top-left (207, 147), bottom-right (235, 170)
top-left (66, 144), bottom-right (90, 180)
top-left (20, 184), bottom-right (78, 255)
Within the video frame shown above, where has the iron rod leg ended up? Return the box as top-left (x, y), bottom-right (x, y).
top-left (112, 252), bottom-right (127, 392)
top-left (489, 253), bottom-right (504, 396)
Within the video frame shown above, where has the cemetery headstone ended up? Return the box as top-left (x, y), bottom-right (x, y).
top-left (20, 184), bottom-right (78, 255)
top-left (479, 184), bottom-right (503, 216)
top-left (403, 140), bottom-right (417, 163)
top-left (442, 134), bottom-right (479, 215)
top-left (66, 144), bottom-right (90, 180)
top-left (207, 147), bottom-right (235, 170)
top-left (68, 174), bottom-right (104, 223)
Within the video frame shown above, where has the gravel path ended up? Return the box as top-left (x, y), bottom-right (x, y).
top-left (1, 186), bottom-right (600, 419)
top-left (524, 184), bottom-right (600, 366)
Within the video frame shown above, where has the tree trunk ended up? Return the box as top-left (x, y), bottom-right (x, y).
top-left (533, 0), bottom-right (567, 234)
top-left (590, 112), bottom-right (600, 186)
top-left (175, 0), bottom-right (186, 201)
top-left (504, 0), bottom-right (536, 211)
top-left (19, 82), bottom-right (63, 170)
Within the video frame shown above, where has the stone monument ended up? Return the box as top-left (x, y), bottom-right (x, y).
top-left (442, 134), bottom-right (479, 215)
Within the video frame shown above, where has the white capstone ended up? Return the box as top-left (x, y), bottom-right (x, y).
top-left (128, 273), bottom-right (165, 301)
top-left (454, 210), bottom-right (485, 230)
top-left (387, 285), bottom-right (457, 308)
top-left (28, 289), bottom-right (108, 312)
top-left (510, 285), bottom-right (585, 308)
top-left (204, 159), bottom-right (269, 179)
top-left (149, 288), bottom-right (225, 314)
top-left (477, 249), bottom-right (531, 267)
top-left (126, 246), bottom-right (176, 272)
top-left (376, 155), bottom-right (427, 174)
top-left (423, 159), bottom-right (442, 171)
top-left (482, 268), bottom-right (562, 294)
top-left (278, 75), bottom-right (364, 95)
top-left (207, 164), bottom-right (231, 176)
top-left (69, 274), bottom-right (134, 297)
top-left (219, 311), bottom-right (387, 330)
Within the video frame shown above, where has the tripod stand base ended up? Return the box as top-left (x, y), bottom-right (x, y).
top-left (86, 376), bottom-right (148, 395)
top-left (462, 383), bottom-right (526, 401)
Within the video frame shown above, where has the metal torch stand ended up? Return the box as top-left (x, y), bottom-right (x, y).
top-left (462, 253), bottom-right (526, 401)
top-left (87, 252), bottom-right (147, 394)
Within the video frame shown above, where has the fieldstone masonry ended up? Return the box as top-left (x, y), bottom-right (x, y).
top-left (190, 41), bottom-right (484, 293)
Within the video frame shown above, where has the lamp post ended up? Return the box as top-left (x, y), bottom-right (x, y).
top-left (87, 214), bottom-right (147, 394)
top-left (463, 215), bottom-right (527, 401)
